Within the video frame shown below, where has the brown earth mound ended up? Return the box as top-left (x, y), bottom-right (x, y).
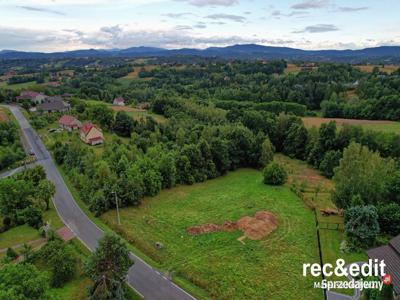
top-left (186, 211), bottom-right (278, 241)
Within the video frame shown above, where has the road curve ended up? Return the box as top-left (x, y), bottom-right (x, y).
top-left (7, 105), bottom-right (197, 300)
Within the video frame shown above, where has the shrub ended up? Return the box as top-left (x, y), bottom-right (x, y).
top-left (17, 206), bottom-right (43, 228)
top-left (344, 205), bottom-right (380, 249)
top-left (263, 162), bottom-right (288, 185)
top-left (39, 240), bottom-right (76, 288)
top-left (377, 203), bottom-right (400, 236)
top-left (6, 247), bottom-right (18, 260)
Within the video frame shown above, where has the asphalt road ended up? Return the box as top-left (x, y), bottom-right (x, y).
top-left (7, 105), bottom-right (196, 300)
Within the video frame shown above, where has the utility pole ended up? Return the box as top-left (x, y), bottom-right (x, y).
top-left (112, 191), bottom-right (121, 225)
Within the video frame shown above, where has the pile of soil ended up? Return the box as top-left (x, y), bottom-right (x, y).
top-left (186, 211), bottom-right (278, 241)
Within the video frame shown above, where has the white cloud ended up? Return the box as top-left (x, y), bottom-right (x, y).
top-left (291, 0), bottom-right (329, 10)
top-left (293, 24), bottom-right (339, 33)
top-left (176, 0), bottom-right (238, 7)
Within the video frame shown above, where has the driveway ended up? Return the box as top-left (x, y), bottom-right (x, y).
top-left (7, 105), bottom-right (196, 300)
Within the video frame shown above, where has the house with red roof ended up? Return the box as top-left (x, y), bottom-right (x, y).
top-left (80, 123), bottom-right (104, 145)
top-left (16, 91), bottom-right (47, 104)
top-left (58, 115), bottom-right (82, 131)
top-left (113, 97), bottom-right (125, 106)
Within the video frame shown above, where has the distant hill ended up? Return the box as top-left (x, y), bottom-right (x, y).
top-left (1, 44), bottom-right (399, 63)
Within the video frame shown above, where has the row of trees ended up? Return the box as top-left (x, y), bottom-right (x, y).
top-left (0, 121), bottom-right (25, 170)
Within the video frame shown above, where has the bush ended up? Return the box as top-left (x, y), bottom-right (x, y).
top-left (6, 247), bottom-right (18, 260)
top-left (39, 240), bottom-right (76, 288)
top-left (16, 206), bottom-right (43, 228)
top-left (378, 203), bottom-right (400, 236)
top-left (263, 162), bottom-right (288, 185)
top-left (344, 205), bottom-right (380, 249)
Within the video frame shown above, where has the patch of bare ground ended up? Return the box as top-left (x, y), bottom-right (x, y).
top-left (186, 210), bottom-right (278, 241)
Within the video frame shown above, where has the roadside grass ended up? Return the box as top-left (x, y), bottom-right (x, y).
top-left (302, 117), bottom-right (400, 134)
top-left (101, 169), bottom-right (322, 300)
top-left (56, 164), bottom-right (187, 299)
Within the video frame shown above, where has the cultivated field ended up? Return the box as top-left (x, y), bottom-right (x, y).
top-left (355, 64), bottom-right (399, 74)
top-left (302, 117), bottom-right (400, 134)
top-left (101, 169), bottom-right (322, 300)
top-left (122, 65), bottom-right (157, 79)
top-left (284, 63), bottom-right (302, 74)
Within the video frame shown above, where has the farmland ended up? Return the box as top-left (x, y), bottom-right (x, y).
top-left (302, 117), bottom-right (400, 134)
top-left (101, 168), bottom-right (322, 300)
top-left (354, 64), bottom-right (399, 74)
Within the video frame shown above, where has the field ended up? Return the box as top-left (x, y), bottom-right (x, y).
top-left (275, 154), bottom-right (334, 210)
top-left (355, 64), bottom-right (399, 74)
top-left (302, 117), bottom-right (400, 134)
top-left (0, 80), bottom-right (39, 90)
top-left (123, 65), bottom-right (157, 79)
top-left (275, 155), bottom-right (367, 295)
top-left (111, 105), bottom-right (166, 123)
top-left (101, 169), bottom-right (322, 300)
top-left (284, 63), bottom-right (302, 74)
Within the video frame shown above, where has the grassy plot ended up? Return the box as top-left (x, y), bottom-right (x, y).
top-left (0, 80), bottom-right (39, 90)
top-left (275, 154), bottom-right (368, 295)
top-left (111, 105), bottom-right (166, 123)
top-left (284, 63), bottom-right (302, 74)
top-left (302, 117), bottom-right (400, 134)
top-left (101, 169), bottom-right (322, 300)
top-left (354, 64), bottom-right (399, 74)
top-left (275, 154), bottom-right (334, 210)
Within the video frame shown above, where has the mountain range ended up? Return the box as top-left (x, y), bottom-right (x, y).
top-left (1, 44), bottom-right (400, 63)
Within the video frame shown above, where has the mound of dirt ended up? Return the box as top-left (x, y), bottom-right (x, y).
top-left (186, 211), bottom-right (278, 241)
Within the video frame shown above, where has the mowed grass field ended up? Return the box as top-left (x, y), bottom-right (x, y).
top-left (111, 105), bottom-right (166, 123)
top-left (302, 117), bottom-right (400, 134)
top-left (101, 169), bottom-right (322, 300)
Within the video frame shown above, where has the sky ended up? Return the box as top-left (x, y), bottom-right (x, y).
top-left (0, 0), bottom-right (399, 52)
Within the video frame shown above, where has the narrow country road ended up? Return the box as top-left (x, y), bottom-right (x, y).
top-left (7, 105), bottom-right (196, 300)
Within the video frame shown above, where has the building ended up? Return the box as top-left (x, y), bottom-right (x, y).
top-left (58, 115), bottom-right (82, 131)
top-left (80, 123), bottom-right (104, 145)
top-left (16, 91), bottom-right (47, 104)
top-left (113, 97), bottom-right (125, 106)
top-left (368, 234), bottom-right (400, 296)
top-left (37, 97), bottom-right (70, 113)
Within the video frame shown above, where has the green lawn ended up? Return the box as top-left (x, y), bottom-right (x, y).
top-left (302, 117), bottom-right (400, 134)
top-left (101, 169), bottom-right (322, 300)
top-left (0, 80), bottom-right (39, 91)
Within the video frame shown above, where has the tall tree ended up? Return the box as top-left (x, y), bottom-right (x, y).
top-left (332, 142), bottom-right (396, 208)
top-left (85, 233), bottom-right (132, 300)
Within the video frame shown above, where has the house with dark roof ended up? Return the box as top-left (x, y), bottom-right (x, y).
top-left (113, 97), bottom-right (125, 106)
top-left (368, 234), bottom-right (400, 296)
top-left (37, 97), bottom-right (70, 113)
top-left (59, 115), bottom-right (82, 131)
